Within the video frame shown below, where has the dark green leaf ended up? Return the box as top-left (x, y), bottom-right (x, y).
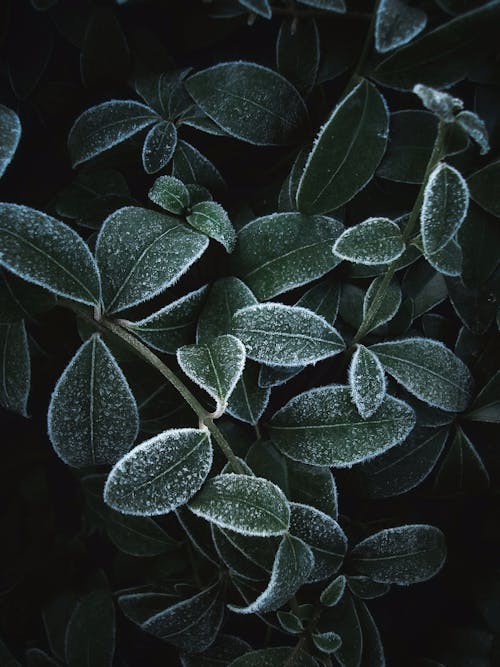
top-left (142, 120), bottom-right (177, 174)
top-left (0, 104), bottom-right (21, 178)
top-left (320, 575), bottom-right (346, 606)
top-left (0, 321), bottom-right (30, 416)
top-left (466, 370), bottom-right (500, 423)
top-left (347, 576), bottom-right (390, 600)
top-left (0, 268), bottom-right (55, 323)
top-left (333, 218), bottom-right (405, 265)
top-left (276, 18), bottom-right (320, 96)
top-left (363, 277), bottom-right (402, 331)
top-left (186, 201), bottom-right (236, 252)
top-left (180, 635), bottom-right (251, 666)
top-left (467, 160), bottom-right (500, 217)
top-left (197, 277), bottom-right (257, 343)
top-left (172, 140), bottom-right (226, 195)
top-left (226, 362), bottom-right (271, 425)
top-left (65, 589), bottom-right (115, 667)
top-left (317, 592), bottom-right (362, 667)
top-left (312, 631), bottom-right (342, 654)
top-left (349, 345), bottom-right (387, 418)
top-left (434, 426), bottom-right (489, 493)
top-left (148, 175), bottom-right (190, 215)
top-left (229, 646), bottom-right (319, 666)
top-left (375, 0), bottom-right (427, 53)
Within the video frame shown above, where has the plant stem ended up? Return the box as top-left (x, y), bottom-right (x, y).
top-left (351, 121), bottom-right (449, 346)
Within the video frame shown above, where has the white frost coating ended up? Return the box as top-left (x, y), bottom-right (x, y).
top-left (413, 84), bottom-right (463, 122)
top-left (425, 237), bottom-right (462, 277)
top-left (298, 1), bottom-right (346, 14)
top-left (456, 111), bottom-right (490, 155)
top-left (349, 345), bottom-right (387, 419)
top-left (129, 285), bottom-right (208, 354)
top-left (96, 206), bottom-right (209, 313)
top-left (228, 535), bottom-right (314, 614)
top-left (350, 524), bottom-right (447, 585)
top-left (48, 335), bottom-right (139, 468)
top-left (370, 337), bottom-right (474, 412)
top-left (239, 0), bottom-right (272, 19)
top-left (235, 212), bottom-right (344, 300)
top-left (148, 175), bottom-right (190, 215)
top-left (186, 201), bottom-right (236, 253)
top-left (197, 276), bottom-right (257, 343)
top-left (0, 104), bottom-right (21, 178)
top-left (104, 428), bottom-right (213, 516)
top-left (363, 277), bottom-right (402, 331)
top-left (0, 203), bottom-right (101, 306)
top-left (141, 120), bottom-right (177, 175)
top-left (269, 384), bottom-right (415, 468)
top-left (333, 217), bottom-right (405, 265)
top-left (232, 303), bottom-right (345, 367)
top-left (68, 99), bottom-right (160, 167)
top-left (226, 362), bottom-right (271, 426)
top-left (312, 631), bottom-right (342, 653)
top-left (188, 473), bottom-right (290, 536)
top-left (420, 163), bottom-right (469, 256)
top-left (320, 574), bottom-right (346, 606)
top-left (177, 334), bottom-right (246, 410)
top-left (185, 61), bottom-right (308, 146)
top-left (375, 0), bottom-right (427, 54)
top-left (0, 321), bottom-right (30, 417)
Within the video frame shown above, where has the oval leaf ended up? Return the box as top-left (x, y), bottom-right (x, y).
top-left (0, 321), bottom-right (30, 416)
top-left (186, 201), bottom-right (236, 252)
top-left (375, 0), bottom-right (427, 53)
top-left (363, 276), bottom-right (402, 331)
top-left (48, 335), bottom-right (139, 468)
top-left (269, 385), bottom-right (415, 467)
top-left (148, 175), bottom-right (189, 215)
top-left (0, 104), bottom-right (21, 178)
top-left (96, 206), bottom-right (208, 313)
top-left (142, 120), bottom-right (177, 174)
top-left (232, 303), bottom-right (345, 367)
top-left (333, 217), bottom-right (405, 265)
top-left (297, 79), bottom-right (389, 214)
top-left (434, 426), bottom-right (489, 494)
top-left (185, 62), bottom-right (308, 146)
top-left (188, 473), bottom-right (290, 536)
top-left (0, 204), bottom-right (101, 306)
top-left (370, 337), bottom-right (474, 412)
top-left (104, 428), bottom-right (213, 515)
top-left (349, 345), bottom-right (387, 418)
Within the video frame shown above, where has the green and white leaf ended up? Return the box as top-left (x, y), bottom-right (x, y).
top-left (456, 111), bottom-right (490, 155)
top-left (370, 338), bottom-right (474, 412)
top-left (0, 321), bottom-right (30, 416)
top-left (104, 428), bottom-right (213, 515)
top-left (65, 589), bottom-right (115, 667)
top-left (317, 592), bottom-right (362, 667)
top-left (68, 100), bottom-right (159, 167)
top-left (350, 524), bottom-right (447, 585)
top-left (333, 218), bottom-right (405, 265)
top-left (48, 335), bottom-right (138, 468)
top-left (297, 80), bottom-right (389, 214)
top-left (312, 631), bottom-right (342, 654)
top-left (0, 104), bottom-right (21, 178)
top-left (197, 277), bottom-right (257, 343)
top-left (413, 84), bottom-right (463, 123)
top-left (424, 236), bottom-right (462, 277)
top-left (269, 385), bottom-right (415, 467)
top-left (349, 345), bottom-right (387, 418)
top-left (229, 534), bottom-right (313, 614)
top-left (0, 203), bottom-right (101, 306)
top-left (128, 285), bottom-right (208, 354)
top-left (188, 473), bottom-right (290, 536)
top-left (347, 576), bottom-right (390, 600)
top-left (141, 120), bottom-right (177, 174)
top-left (420, 162), bottom-right (469, 255)
top-left (186, 201), bottom-right (236, 252)
top-left (375, 0), bottom-right (427, 53)
top-left (234, 212), bottom-right (343, 300)
top-left (177, 334), bottom-right (245, 411)
top-left (320, 575), bottom-right (346, 607)
top-left (172, 140), bottom-right (226, 195)
top-left (148, 175), bottom-right (190, 215)
top-left (185, 62), bottom-right (308, 146)
top-left (363, 276), bottom-right (402, 330)
top-left (232, 303), bottom-right (345, 367)
top-left (96, 206), bottom-right (208, 313)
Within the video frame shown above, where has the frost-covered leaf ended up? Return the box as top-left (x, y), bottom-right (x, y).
top-left (120, 582), bottom-right (224, 653)
top-left (186, 201), bottom-right (236, 252)
top-left (96, 207), bottom-right (208, 313)
top-left (232, 303), bottom-right (345, 367)
top-left (434, 427), bottom-right (489, 493)
top-left (290, 503), bottom-right (347, 582)
top-left (276, 18), bottom-right (319, 96)
top-left (215, 525), bottom-right (278, 576)
top-left (317, 592), bottom-right (362, 667)
top-left (298, 0), bottom-right (346, 13)
top-left (424, 237), bottom-right (462, 277)
top-left (456, 111), bottom-right (490, 155)
top-left (370, 338), bottom-right (474, 412)
top-left (177, 334), bottom-right (245, 410)
top-left (0, 104), bottom-right (21, 178)
top-left (466, 371), bottom-right (500, 424)
top-left (333, 218), bottom-right (405, 265)
top-left (135, 68), bottom-right (192, 119)
top-left (349, 345), bottom-right (387, 418)
top-left (188, 473), bottom-right (290, 536)
top-left (413, 84), bottom-right (463, 123)
top-left (104, 428), bottom-right (213, 515)
top-left (350, 524), bottom-right (446, 585)
top-left (65, 589), bottom-right (115, 667)
top-left (239, 0), bottom-right (271, 18)
top-left (363, 277), bottom-right (402, 331)
top-left (269, 385), bottom-right (415, 467)
top-left (297, 80), bottom-right (389, 214)
top-left (226, 362), bottom-right (270, 426)
top-left (142, 120), bottom-right (177, 174)
top-left (68, 100), bottom-right (159, 167)
top-left (467, 160), bottom-right (500, 218)
top-left (148, 175), bottom-right (190, 215)
top-left (0, 203), bottom-right (101, 306)
top-left (180, 634), bottom-right (251, 666)
top-left (48, 335), bottom-right (138, 468)
top-left (172, 140), bottom-right (226, 196)
top-left (287, 460), bottom-right (338, 519)
top-left (0, 321), bottom-right (30, 416)
top-left (197, 277), bottom-right (257, 343)
top-left (356, 428), bottom-right (448, 498)
top-left (375, 0), bottom-right (427, 53)
top-left (234, 212), bottom-right (343, 300)
top-left (320, 575), bottom-right (346, 607)
top-left (420, 163), bottom-right (469, 255)
top-left (229, 534), bottom-right (313, 614)
top-left (347, 576), bottom-right (390, 600)
top-left (128, 286), bottom-right (207, 354)
top-left (312, 631), bottom-right (342, 654)
top-left (229, 646), bottom-right (319, 666)
top-left (185, 62), bottom-right (308, 146)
